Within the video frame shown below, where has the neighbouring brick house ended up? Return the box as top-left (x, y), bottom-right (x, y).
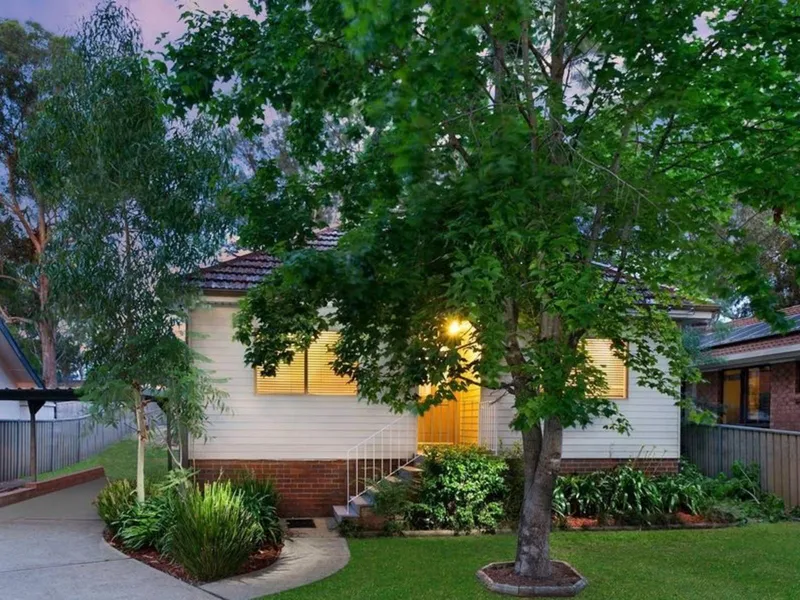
top-left (696, 306), bottom-right (800, 431)
top-left (187, 229), bottom-right (717, 517)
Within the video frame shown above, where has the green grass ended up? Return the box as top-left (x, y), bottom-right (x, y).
top-left (40, 439), bottom-right (169, 482)
top-left (268, 523), bottom-right (800, 600)
top-left (42, 440), bottom-right (799, 598)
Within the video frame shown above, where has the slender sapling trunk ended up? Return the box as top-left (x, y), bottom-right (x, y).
top-left (133, 392), bottom-right (148, 503)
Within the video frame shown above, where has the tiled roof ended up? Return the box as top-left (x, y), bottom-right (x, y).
top-left (700, 305), bottom-right (800, 350)
top-left (197, 229), bottom-right (343, 292)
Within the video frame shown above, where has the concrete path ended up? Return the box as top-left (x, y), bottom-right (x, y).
top-left (0, 480), bottom-right (349, 600)
top-left (202, 535), bottom-right (350, 600)
top-left (0, 479), bottom-right (212, 600)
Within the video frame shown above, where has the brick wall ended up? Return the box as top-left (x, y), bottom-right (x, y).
top-left (194, 457), bottom-right (680, 517)
top-left (699, 361), bottom-right (800, 431)
top-left (193, 459), bottom-right (359, 517)
top-left (769, 362), bottom-right (800, 430)
top-left (561, 458), bottom-right (679, 475)
top-left (696, 371), bottom-right (720, 409)
top-left (0, 467), bottom-right (105, 508)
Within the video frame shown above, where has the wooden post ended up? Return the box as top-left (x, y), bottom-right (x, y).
top-left (27, 400), bottom-right (45, 482)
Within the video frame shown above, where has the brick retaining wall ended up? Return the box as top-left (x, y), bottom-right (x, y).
top-left (0, 466), bottom-right (105, 508)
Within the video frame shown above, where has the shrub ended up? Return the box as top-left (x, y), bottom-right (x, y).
top-left (595, 465), bottom-right (663, 523)
top-left (168, 481), bottom-right (261, 581)
top-left (231, 474), bottom-right (284, 546)
top-left (95, 479), bottom-right (136, 534)
top-left (501, 444), bottom-right (525, 524)
top-left (410, 445), bottom-right (508, 532)
top-left (115, 488), bottom-right (177, 552)
top-left (654, 463), bottom-right (707, 515)
top-left (705, 462), bottom-right (787, 522)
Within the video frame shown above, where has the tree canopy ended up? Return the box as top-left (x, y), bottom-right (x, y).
top-left (166, 0), bottom-right (800, 579)
top-left (0, 19), bottom-right (71, 386)
top-left (30, 1), bottom-right (233, 501)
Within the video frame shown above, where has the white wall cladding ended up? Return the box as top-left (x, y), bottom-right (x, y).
top-left (191, 297), bottom-right (679, 461)
top-left (483, 351), bottom-right (681, 459)
top-left (188, 298), bottom-right (416, 460)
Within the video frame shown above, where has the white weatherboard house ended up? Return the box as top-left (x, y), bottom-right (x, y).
top-left (187, 230), bottom-right (716, 517)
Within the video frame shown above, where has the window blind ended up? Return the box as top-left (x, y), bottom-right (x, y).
top-left (255, 331), bottom-right (356, 396)
top-left (307, 331), bottom-right (357, 395)
top-left (255, 351), bottom-right (306, 395)
top-left (585, 338), bottom-right (628, 399)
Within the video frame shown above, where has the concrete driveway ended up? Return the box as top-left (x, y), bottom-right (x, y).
top-left (0, 480), bottom-right (215, 600)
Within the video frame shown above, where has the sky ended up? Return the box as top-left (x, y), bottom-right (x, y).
top-left (2, 0), bottom-right (254, 48)
top-left (5, 1), bottom-right (716, 49)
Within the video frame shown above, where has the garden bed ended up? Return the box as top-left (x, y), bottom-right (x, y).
top-left (557, 512), bottom-right (736, 531)
top-left (104, 529), bottom-right (283, 584)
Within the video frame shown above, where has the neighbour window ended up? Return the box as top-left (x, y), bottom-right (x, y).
top-left (585, 338), bottom-right (628, 400)
top-left (720, 366), bottom-right (771, 427)
top-left (255, 331), bottom-right (357, 396)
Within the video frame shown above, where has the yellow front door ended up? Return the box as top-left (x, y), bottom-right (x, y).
top-left (417, 384), bottom-right (481, 448)
top-left (418, 398), bottom-right (460, 445)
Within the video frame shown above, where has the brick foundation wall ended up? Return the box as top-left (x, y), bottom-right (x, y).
top-left (194, 457), bottom-right (681, 517)
top-left (561, 458), bottom-right (679, 475)
top-left (193, 459), bottom-right (351, 517)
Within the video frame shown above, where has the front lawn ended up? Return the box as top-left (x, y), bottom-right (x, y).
top-left (40, 439), bottom-right (169, 482)
top-left (269, 524), bottom-right (800, 600)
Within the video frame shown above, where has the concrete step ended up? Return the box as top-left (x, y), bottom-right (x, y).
top-left (333, 504), bottom-right (359, 524)
top-left (350, 494), bottom-right (372, 511)
top-left (398, 465), bottom-right (423, 481)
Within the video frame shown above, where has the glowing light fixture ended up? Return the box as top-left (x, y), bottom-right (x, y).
top-left (447, 319), bottom-right (465, 336)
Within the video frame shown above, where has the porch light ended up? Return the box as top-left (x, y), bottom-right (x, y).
top-left (447, 319), bottom-right (468, 336)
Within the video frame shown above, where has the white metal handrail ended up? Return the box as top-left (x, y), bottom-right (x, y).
top-left (479, 398), bottom-right (499, 453)
top-left (346, 415), bottom-right (418, 504)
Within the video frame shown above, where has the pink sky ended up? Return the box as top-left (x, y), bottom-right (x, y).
top-left (2, 0), bottom-right (254, 48)
top-left (6, 1), bottom-right (715, 48)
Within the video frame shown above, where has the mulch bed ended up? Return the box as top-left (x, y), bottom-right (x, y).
top-left (559, 511), bottom-right (730, 531)
top-left (483, 560), bottom-right (581, 588)
top-left (103, 530), bottom-right (282, 584)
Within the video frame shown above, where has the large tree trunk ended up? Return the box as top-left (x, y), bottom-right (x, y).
top-left (38, 319), bottom-right (57, 389)
top-left (134, 393), bottom-right (148, 503)
top-left (515, 417), bottom-right (564, 579)
top-left (38, 271), bottom-right (58, 389)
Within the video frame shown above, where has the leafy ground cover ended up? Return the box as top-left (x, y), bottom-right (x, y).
top-left (40, 439), bottom-right (169, 482)
top-left (268, 524), bottom-right (800, 600)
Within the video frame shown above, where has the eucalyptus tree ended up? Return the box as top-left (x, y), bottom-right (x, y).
top-left (33, 2), bottom-right (232, 502)
top-left (166, 0), bottom-right (800, 579)
top-left (0, 20), bottom-right (70, 387)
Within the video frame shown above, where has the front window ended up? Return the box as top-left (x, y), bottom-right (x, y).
top-left (585, 338), bottom-right (628, 400)
top-left (255, 331), bottom-right (357, 396)
top-left (720, 366), bottom-right (771, 427)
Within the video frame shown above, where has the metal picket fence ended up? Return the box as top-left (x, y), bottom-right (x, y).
top-left (682, 423), bottom-right (800, 508)
top-left (0, 414), bottom-right (136, 483)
